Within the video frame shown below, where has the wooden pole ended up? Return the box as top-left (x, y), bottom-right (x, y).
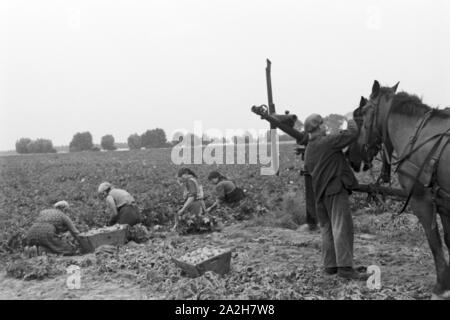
top-left (353, 184), bottom-right (407, 200)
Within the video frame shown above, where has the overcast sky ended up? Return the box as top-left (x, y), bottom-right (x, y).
top-left (1, 0), bottom-right (449, 150)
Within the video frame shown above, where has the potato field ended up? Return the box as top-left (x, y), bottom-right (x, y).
top-left (0, 145), bottom-right (438, 299)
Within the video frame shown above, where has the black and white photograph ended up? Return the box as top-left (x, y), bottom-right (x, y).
top-left (1, 0), bottom-right (450, 305)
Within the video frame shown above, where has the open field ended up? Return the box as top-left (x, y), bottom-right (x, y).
top-left (0, 145), bottom-right (439, 299)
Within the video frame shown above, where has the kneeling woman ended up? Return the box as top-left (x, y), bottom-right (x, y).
top-left (173, 168), bottom-right (206, 230)
top-left (25, 201), bottom-right (81, 256)
top-left (206, 171), bottom-right (245, 212)
top-left (97, 182), bottom-right (141, 227)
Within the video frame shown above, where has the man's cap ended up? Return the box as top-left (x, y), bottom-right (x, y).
top-left (304, 114), bottom-right (324, 133)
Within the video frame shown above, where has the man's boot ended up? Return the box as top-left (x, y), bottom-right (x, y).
top-left (323, 267), bottom-right (338, 276)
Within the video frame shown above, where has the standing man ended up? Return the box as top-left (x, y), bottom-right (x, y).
top-left (304, 114), bottom-right (367, 280)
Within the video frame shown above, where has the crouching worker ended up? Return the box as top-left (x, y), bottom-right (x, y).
top-left (173, 168), bottom-right (206, 231)
top-left (25, 201), bottom-right (81, 256)
top-left (97, 182), bottom-right (141, 227)
top-left (206, 171), bottom-right (245, 212)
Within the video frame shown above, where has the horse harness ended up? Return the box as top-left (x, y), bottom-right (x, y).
top-left (364, 95), bottom-right (394, 184)
top-left (393, 112), bottom-right (450, 213)
top-left (366, 98), bottom-right (450, 214)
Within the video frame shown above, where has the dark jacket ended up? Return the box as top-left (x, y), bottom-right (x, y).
top-left (304, 120), bottom-right (359, 202)
top-left (215, 180), bottom-right (245, 204)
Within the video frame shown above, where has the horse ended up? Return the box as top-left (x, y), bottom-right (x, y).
top-left (348, 80), bottom-right (450, 299)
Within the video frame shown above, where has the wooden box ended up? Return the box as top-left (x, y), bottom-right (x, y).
top-left (78, 225), bottom-right (129, 253)
top-left (172, 247), bottom-right (232, 278)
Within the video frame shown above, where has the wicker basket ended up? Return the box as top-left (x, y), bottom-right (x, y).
top-left (78, 225), bottom-right (128, 253)
top-left (172, 248), bottom-right (232, 278)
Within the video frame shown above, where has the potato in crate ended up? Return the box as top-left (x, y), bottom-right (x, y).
top-left (78, 224), bottom-right (129, 253)
top-left (172, 246), bottom-right (232, 278)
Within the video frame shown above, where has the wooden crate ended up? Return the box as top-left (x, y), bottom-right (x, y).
top-left (78, 225), bottom-right (128, 253)
top-left (172, 248), bottom-right (232, 278)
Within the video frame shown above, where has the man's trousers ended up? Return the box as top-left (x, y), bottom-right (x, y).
top-left (316, 190), bottom-right (354, 268)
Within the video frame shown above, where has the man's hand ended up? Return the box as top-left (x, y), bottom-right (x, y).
top-left (73, 233), bottom-right (82, 245)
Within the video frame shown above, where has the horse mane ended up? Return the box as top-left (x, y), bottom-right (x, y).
top-left (385, 89), bottom-right (450, 119)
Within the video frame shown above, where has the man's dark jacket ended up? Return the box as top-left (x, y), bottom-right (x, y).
top-left (304, 120), bottom-right (359, 203)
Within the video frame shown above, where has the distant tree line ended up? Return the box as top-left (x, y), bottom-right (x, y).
top-left (323, 114), bottom-right (347, 134)
top-left (14, 113), bottom-right (348, 154)
top-left (15, 138), bottom-right (56, 154)
top-left (15, 128), bottom-right (170, 154)
top-left (127, 128), bottom-right (168, 150)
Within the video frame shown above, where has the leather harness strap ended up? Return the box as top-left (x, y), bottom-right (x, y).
top-left (429, 130), bottom-right (450, 205)
top-left (429, 130), bottom-right (450, 183)
top-left (398, 130), bottom-right (448, 213)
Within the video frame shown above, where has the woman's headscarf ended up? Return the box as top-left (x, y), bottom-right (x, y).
top-left (54, 200), bottom-right (70, 209)
top-left (177, 167), bottom-right (197, 178)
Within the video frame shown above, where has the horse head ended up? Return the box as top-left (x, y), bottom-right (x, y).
top-left (356, 80), bottom-right (399, 166)
top-left (346, 96), bottom-right (372, 172)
